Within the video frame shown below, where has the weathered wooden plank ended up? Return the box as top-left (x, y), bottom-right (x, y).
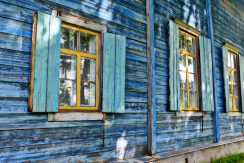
top-left (31, 12), bottom-right (50, 112)
top-left (102, 33), bottom-right (115, 112)
top-left (239, 55), bottom-right (244, 112)
top-left (168, 20), bottom-right (179, 111)
top-left (114, 35), bottom-right (126, 113)
top-left (46, 15), bottom-right (61, 112)
top-left (222, 45), bottom-right (230, 112)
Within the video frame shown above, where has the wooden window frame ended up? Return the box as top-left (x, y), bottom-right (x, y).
top-left (179, 29), bottom-right (200, 111)
top-left (227, 49), bottom-right (241, 112)
top-left (58, 23), bottom-right (100, 111)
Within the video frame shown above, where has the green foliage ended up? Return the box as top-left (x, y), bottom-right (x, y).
top-left (211, 153), bottom-right (244, 163)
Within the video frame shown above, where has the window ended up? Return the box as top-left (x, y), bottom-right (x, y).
top-left (59, 23), bottom-right (99, 111)
top-left (228, 50), bottom-right (240, 112)
top-left (179, 30), bottom-right (199, 111)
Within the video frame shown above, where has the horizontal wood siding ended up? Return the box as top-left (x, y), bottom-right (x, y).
top-left (154, 0), bottom-right (215, 153)
top-left (212, 0), bottom-right (244, 140)
top-left (0, 0), bottom-right (147, 161)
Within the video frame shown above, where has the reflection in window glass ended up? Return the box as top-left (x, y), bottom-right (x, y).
top-left (61, 28), bottom-right (78, 50)
top-left (59, 54), bottom-right (77, 106)
top-left (80, 32), bottom-right (96, 54)
top-left (228, 51), bottom-right (240, 111)
top-left (80, 57), bottom-right (96, 106)
top-left (179, 30), bottom-right (198, 110)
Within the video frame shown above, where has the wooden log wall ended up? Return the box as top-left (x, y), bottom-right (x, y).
top-left (0, 0), bottom-right (148, 161)
top-left (0, 0), bottom-right (243, 162)
top-left (212, 0), bottom-right (244, 140)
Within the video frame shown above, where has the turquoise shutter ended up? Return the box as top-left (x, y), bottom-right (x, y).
top-left (169, 20), bottom-right (180, 111)
top-left (199, 36), bottom-right (214, 112)
top-left (29, 12), bottom-right (61, 112)
top-left (239, 54), bottom-right (244, 112)
top-left (222, 45), bottom-right (230, 112)
top-left (102, 33), bottom-right (126, 113)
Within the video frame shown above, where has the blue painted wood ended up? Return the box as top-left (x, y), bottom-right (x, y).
top-left (239, 54), bottom-right (244, 112)
top-left (168, 20), bottom-right (179, 111)
top-left (222, 45), bottom-right (229, 112)
top-left (199, 36), bottom-right (214, 112)
top-left (146, 0), bottom-right (156, 155)
top-left (102, 33), bottom-right (115, 112)
top-left (114, 35), bottom-right (126, 113)
top-left (46, 15), bottom-right (61, 113)
top-left (32, 12), bottom-right (50, 112)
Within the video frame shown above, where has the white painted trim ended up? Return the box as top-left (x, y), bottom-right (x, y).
top-left (48, 112), bottom-right (103, 121)
top-left (176, 111), bottom-right (203, 117)
top-left (60, 12), bottom-right (107, 32)
top-left (227, 112), bottom-right (242, 117)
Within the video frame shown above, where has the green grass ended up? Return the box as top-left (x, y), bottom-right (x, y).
top-left (211, 153), bottom-right (244, 163)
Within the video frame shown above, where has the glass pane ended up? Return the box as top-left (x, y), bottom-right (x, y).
top-left (189, 73), bottom-right (197, 90)
top-left (235, 97), bottom-right (239, 111)
top-left (190, 91), bottom-right (198, 108)
top-left (233, 72), bottom-right (238, 84)
top-left (59, 80), bottom-right (76, 106)
top-left (186, 35), bottom-right (194, 54)
top-left (188, 56), bottom-right (196, 73)
top-left (80, 32), bottom-right (96, 54)
top-left (179, 33), bottom-right (185, 50)
top-left (180, 71), bottom-right (187, 88)
top-left (179, 54), bottom-right (186, 71)
top-left (229, 96), bottom-right (233, 111)
top-left (180, 90), bottom-right (188, 108)
top-left (233, 54), bottom-right (238, 69)
top-left (59, 54), bottom-right (77, 106)
top-left (60, 54), bottom-right (77, 80)
top-left (61, 28), bottom-right (78, 50)
top-left (228, 53), bottom-right (231, 67)
top-left (80, 57), bottom-right (96, 106)
top-left (234, 85), bottom-right (239, 97)
top-left (229, 84), bottom-right (233, 94)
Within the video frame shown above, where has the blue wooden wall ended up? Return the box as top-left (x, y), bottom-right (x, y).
top-left (154, 0), bottom-right (214, 153)
top-left (212, 0), bottom-right (244, 140)
top-left (0, 0), bottom-right (148, 161)
top-left (0, 0), bottom-right (243, 162)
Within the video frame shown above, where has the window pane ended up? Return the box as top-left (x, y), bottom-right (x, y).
top-left (188, 56), bottom-right (196, 73)
top-left (234, 85), bottom-right (239, 97)
top-left (235, 97), bottom-right (239, 111)
top-left (229, 96), bottom-right (233, 111)
top-left (60, 54), bottom-right (77, 80)
top-left (233, 72), bottom-right (238, 84)
top-left (233, 54), bottom-right (238, 69)
top-left (59, 54), bottom-right (77, 106)
top-left (180, 90), bottom-right (188, 108)
top-left (180, 71), bottom-right (187, 88)
top-left (189, 73), bottom-right (197, 90)
top-left (80, 57), bottom-right (96, 106)
top-left (229, 72), bottom-right (234, 84)
top-left (190, 91), bottom-right (198, 108)
top-left (61, 28), bottom-right (78, 50)
top-left (80, 32), bottom-right (96, 54)
top-left (179, 33), bottom-right (185, 50)
top-left (179, 54), bottom-right (186, 71)
top-left (186, 35), bottom-right (194, 54)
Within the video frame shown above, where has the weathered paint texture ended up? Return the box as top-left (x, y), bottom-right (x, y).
top-left (0, 0), bottom-right (243, 162)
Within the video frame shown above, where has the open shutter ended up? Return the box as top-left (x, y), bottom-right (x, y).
top-left (239, 54), bottom-right (244, 112)
top-left (222, 45), bottom-right (230, 112)
top-left (199, 36), bottom-right (214, 112)
top-left (102, 33), bottom-right (126, 113)
top-left (29, 12), bottom-right (61, 112)
top-left (169, 20), bottom-right (180, 111)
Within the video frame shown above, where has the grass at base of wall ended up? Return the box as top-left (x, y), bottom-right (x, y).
top-left (211, 153), bottom-right (244, 163)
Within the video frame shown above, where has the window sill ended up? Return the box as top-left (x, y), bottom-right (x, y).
top-left (176, 111), bottom-right (203, 117)
top-left (48, 112), bottom-right (103, 121)
top-left (227, 112), bottom-right (242, 117)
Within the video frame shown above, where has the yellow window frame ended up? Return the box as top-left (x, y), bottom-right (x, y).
top-left (228, 50), bottom-right (240, 112)
top-left (179, 30), bottom-right (199, 111)
top-left (59, 23), bottom-right (100, 111)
